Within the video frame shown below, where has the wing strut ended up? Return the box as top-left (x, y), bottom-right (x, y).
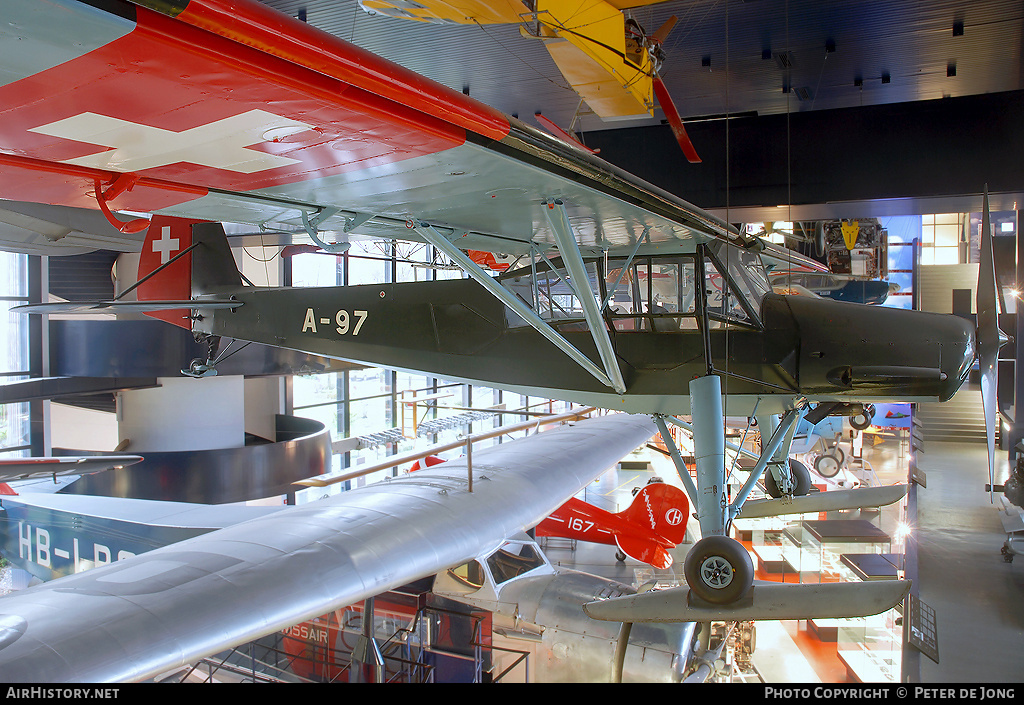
top-left (407, 219), bottom-right (622, 392)
top-left (542, 200), bottom-right (627, 394)
top-left (651, 414), bottom-right (700, 504)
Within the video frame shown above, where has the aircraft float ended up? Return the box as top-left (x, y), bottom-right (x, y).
top-left (0, 0), bottom-right (1006, 681)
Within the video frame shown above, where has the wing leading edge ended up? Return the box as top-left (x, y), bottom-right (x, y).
top-left (0, 413), bottom-right (656, 683)
top-left (0, 0), bottom-right (742, 258)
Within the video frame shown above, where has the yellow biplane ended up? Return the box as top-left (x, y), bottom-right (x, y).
top-left (359, 0), bottom-right (701, 161)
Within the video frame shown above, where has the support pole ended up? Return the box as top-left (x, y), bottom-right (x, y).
top-left (652, 415), bottom-right (700, 504)
top-left (350, 597), bottom-right (385, 683)
top-left (689, 374), bottom-right (727, 537)
top-left (729, 408), bottom-right (802, 522)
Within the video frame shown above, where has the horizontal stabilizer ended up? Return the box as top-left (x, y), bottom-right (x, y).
top-left (14, 300), bottom-right (242, 314)
top-left (583, 579), bottom-right (910, 623)
top-left (0, 455), bottom-right (142, 481)
top-left (736, 484), bottom-right (908, 519)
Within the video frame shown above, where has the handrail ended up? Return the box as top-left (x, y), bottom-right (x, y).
top-left (294, 406), bottom-right (598, 488)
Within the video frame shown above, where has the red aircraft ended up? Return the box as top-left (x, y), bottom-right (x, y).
top-left (410, 456), bottom-right (689, 569)
top-left (536, 480), bottom-right (690, 569)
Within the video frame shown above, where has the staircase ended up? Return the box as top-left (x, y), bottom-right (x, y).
top-left (914, 385), bottom-right (988, 443)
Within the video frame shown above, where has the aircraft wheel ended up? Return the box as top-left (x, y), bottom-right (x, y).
top-left (790, 459), bottom-right (812, 495)
top-left (850, 405), bottom-right (875, 430)
top-left (814, 453), bottom-right (842, 478)
top-left (684, 536), bottom-right (754, 604)
top-left (765, 459), bottom-right (813, 497)
top-left (615, 550), bottom-right (627, 562)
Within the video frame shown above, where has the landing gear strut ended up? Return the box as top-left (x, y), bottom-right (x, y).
top-left (183, 334), bottom-right (222, 378)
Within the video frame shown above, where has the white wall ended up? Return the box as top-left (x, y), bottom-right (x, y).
top-left (50, 403), bottom-right (118, 452)
top-left (117, 376), bottom-right (245, 452)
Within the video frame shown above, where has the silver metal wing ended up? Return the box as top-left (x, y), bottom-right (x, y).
top-left (0, 413), bottom-right (655, 683)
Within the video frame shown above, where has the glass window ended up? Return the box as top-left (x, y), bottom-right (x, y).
top-left (605, 257), bottom-right (699, 332)
top-left (0, 402), bottom-right (30, 456)
top-left (703, 244), bottom-right (766, 328)
top-left (291, 251), bottom-right (343, 287)
top-left (348, 241), bottom-right (388, 285)
top-left (446, 560), bottom-right (485, 591)
top-left (500, 259), bottom-right (598, 327)
top-left (486, 542), bottom-right (546, 584)
top-left (0, 251), bottom-right (30, 457)
top-left (0, 251), bottom-right (27, 298)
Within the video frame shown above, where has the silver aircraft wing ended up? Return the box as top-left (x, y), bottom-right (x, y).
top-left (0, 413), bottom-right (656, 683)
top-left (0, 455), bottom-right (143, 482)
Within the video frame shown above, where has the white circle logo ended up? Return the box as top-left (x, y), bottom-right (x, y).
top-left (665, 508), bottom-right (684, 526)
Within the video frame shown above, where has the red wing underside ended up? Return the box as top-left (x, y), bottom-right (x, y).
top-left (0, 0), bottom-right (730, 261)
top-left (0, 4), bottom-right (472, 217)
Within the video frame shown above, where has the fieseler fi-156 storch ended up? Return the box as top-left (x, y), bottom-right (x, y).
top-left (0, 0), bottom-right (1002, 680)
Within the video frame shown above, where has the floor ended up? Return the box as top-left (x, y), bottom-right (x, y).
top-left (914, 440), bottom-right (1024, 683)
top-left (539, 419), bottom-right (1024, 683)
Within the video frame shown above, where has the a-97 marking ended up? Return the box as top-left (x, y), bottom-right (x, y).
top-left (302, 308), bottom-right (368, 336)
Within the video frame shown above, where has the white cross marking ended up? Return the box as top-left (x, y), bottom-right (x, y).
top-left (152, 226), bottom-right (179, 265)
top-left (29, 110), bottom-right (311, 174)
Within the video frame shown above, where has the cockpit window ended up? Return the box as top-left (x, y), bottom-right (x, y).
top-left (704, 242), bottom-right (769, 328)
top-left (446, 560), bottom-right (485, 590)
top-left (500, 260), bottom-right (600, 329)
top-left (605, 257), bottom-right (698, 332)
top-left (486, 542), bottom-right (546, 584)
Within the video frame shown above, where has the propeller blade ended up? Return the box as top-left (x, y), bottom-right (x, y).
top-left (976, 184), bottom-right (1009, 502)
top-left (650, 15), bottom-right (678, 46)
top-left (653, 74), bottom-right (701, 163)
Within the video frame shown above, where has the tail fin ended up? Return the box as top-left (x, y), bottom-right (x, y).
top-left (614, 482), bottom-right (690, 569)
top-left (618, 481), bottom-right (690, 546)
top-left (137, 216), bottom-right (241, 329)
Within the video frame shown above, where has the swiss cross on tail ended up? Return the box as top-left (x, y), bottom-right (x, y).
top-left (137, 215), bottom-right (202, 329)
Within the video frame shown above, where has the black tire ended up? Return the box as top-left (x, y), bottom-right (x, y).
top-left (850, 413), bottom-right (872, 430)
top-left (683, 536), bottom-right (754, 604)
top-left (765, 459), bottom-right (813, 497)
top-left (790, 459), bottom-right (812, 495)
top-left (850, 404), bottom-right (875, 431)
